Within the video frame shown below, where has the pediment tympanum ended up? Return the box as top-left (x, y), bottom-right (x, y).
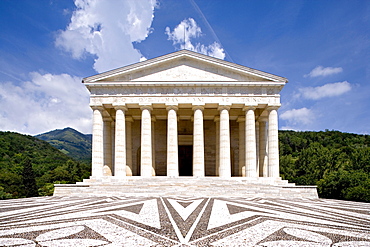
top-left (121, 64), bottom-right (239, 82)
top-left (101, 60), bottom-right (264, 82)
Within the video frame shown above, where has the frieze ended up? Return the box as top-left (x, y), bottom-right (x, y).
top-left (90, 96), bottom-right (280, 105)
top-left (90, 86), bottom-right (280, 96)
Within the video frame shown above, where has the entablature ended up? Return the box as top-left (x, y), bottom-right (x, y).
top-left (86, 83), bottom-right (284, 97)
top-left (89, 95), bottom-right (281, 107)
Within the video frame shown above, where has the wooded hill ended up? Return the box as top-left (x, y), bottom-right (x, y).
top-left (279, 130), bottom-right (370, 202)
top-left (0, 131), bottom-right (90, 199)
top-left (0, 128), bottom-right (369, 202)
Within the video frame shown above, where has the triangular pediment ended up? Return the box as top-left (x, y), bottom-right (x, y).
top-left (83, 50), bottom-right (287, 84)
top-left (130, 64), bottom-right (241, 82)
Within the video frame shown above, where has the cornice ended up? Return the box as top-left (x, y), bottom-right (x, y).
top-left (84, 81), bottom-right (286, 87)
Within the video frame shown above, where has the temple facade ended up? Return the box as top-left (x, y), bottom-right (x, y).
top-left (83, 50), bottom-right (287, 179)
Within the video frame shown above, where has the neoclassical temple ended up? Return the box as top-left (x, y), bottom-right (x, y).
top-left (83, 50), bottom-right (287, 179)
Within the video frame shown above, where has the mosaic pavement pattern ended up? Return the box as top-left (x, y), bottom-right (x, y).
top-left (0, 196), bottom-right (369, 246)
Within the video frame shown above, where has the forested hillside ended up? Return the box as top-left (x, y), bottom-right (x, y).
top-left (0, 132), bottom-right (90, 199)
top-left (35, 127), bottom-right (92, 164)
top-left (279, 130), bottom-right (370, 202)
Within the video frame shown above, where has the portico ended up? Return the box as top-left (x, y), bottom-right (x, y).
top-left (84, 50), bottom-right (287, 180)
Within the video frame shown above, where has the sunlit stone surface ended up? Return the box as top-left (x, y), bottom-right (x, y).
top-left (1, 196), bottom-right (369, 246)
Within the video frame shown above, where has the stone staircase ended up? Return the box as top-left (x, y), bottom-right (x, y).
top-left (54, 177), bottom-right (318, 198)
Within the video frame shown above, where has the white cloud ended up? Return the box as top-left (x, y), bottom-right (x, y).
top-left (55, 0), bottom-right (157, 73)
top-left (0, 73), bottom-right (91, 135)
top-left (165, 18), bottom-right (225, 59)
top-left (305, 65), bottom-right (343, 77)
top-left (299, 81), bottom-right (351, 100)
top-left (280, 107), bottom-right (314, 126)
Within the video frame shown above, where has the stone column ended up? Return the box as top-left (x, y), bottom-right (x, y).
top-left (214, 116), bottom-right (220, 176)
top-left (255, 121), bottom-right (260, 177)
top-left (126, 117), bottom-right (133, 176)
top-left (114, 105), bottom-right (127, 178)
top-left (151, 117), bottom-right (156, 176)
top-left (167, 105), bottom-right (179, 177)
top-left (103, 118), bottom-right (113, 176)
top-left (91, 106), bottom-right (104, 177)
top-left (111, 121), bottom-right (115, 172)
top-left (244, 106), bottom-right (257, 177)
top-left (268, 106), bottom-right (280, 178)
top-left (218, 105), bottom-right (231, 178)
top-left (192, 105), bottom-right (205, 177)
top-left (259, 118), bottom-right (268, 177)
top-left (237, 117), bottom-right (245, 177)
top-left (140, 105), bottom-right (153, 177)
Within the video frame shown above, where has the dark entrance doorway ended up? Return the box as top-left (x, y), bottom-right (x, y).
top-left (178, 145), bottom-right (193, 176)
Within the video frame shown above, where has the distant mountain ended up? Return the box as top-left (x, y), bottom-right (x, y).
top-left (35, 127), bottom-right (92, 164)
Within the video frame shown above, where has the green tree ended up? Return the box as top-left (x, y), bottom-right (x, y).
top-left (317, 170), bottom-right (369, 200)
top-left (0, 186), bottom-right (12, 199)
top-left (279, 154), bottom-right (296, 181)
top-left (343, 179), bottom-right (370, 202)
top-left (38, 183), bottom-right (55, 196)
top-left (279, 130), bottom-right (370, 202)
top-left (293, 142), bottom-right (332, 185)
top-left (66, 160), bottom-right (82, 182)
top-left (21, 157), bottom-right (39, 197)
top-left (348, 147), bottom-right (370, 173)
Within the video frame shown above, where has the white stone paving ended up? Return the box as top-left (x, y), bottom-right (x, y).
top-left (0, 196), bottom-right (369, 246)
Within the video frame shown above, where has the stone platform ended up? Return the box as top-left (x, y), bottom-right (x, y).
top-left (53, 177), bottom-right (318, 198)
top-left (1, 196), bottom-right (369, 246)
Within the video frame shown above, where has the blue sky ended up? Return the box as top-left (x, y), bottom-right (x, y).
top-left (0, 0), bottom-right (369, 135)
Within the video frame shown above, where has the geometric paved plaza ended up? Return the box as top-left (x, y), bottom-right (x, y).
top-left (1, 196), bottom-right (370, 246)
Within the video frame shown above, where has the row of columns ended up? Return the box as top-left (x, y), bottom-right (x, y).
top-left (91, 104), bottom-right (280, 178)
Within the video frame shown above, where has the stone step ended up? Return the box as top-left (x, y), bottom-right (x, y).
top-left (54, 177), bottom-right (318, 198)
top-left (55, 177), bottom-right (318, 199)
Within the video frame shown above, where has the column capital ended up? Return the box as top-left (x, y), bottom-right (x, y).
top-left (243, 104), bottom-right (258, 111)
top-left (267, 105), bottom-right (281, 111)
top-left (214, 116), bottom-right (220, 122)
top-left (237, 116), bottom-right (245, 122)
top-left (140, 105), bottom-right (153, 111)
top-left (90, 104), bottom-right (104, 111)
top-left (126, 116), bottom-right (134, 122)
top-left (218, 105), bottom-right (230, 111)
top-left (258, 116), bottom-right (268, 122)
top-left (103, 116), bottom-right (113, 122)
top-left (113, 104), bottom-right (127, 111)
top-left (151, 116), bottom-right (156, 122)
top-left (166, 105), bottom-right (178, 111)
top-left (192, 105), bottom-right (204, 111)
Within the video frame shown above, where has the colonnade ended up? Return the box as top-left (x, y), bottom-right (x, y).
top-left (90, 104), bottom-right (280, 179)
